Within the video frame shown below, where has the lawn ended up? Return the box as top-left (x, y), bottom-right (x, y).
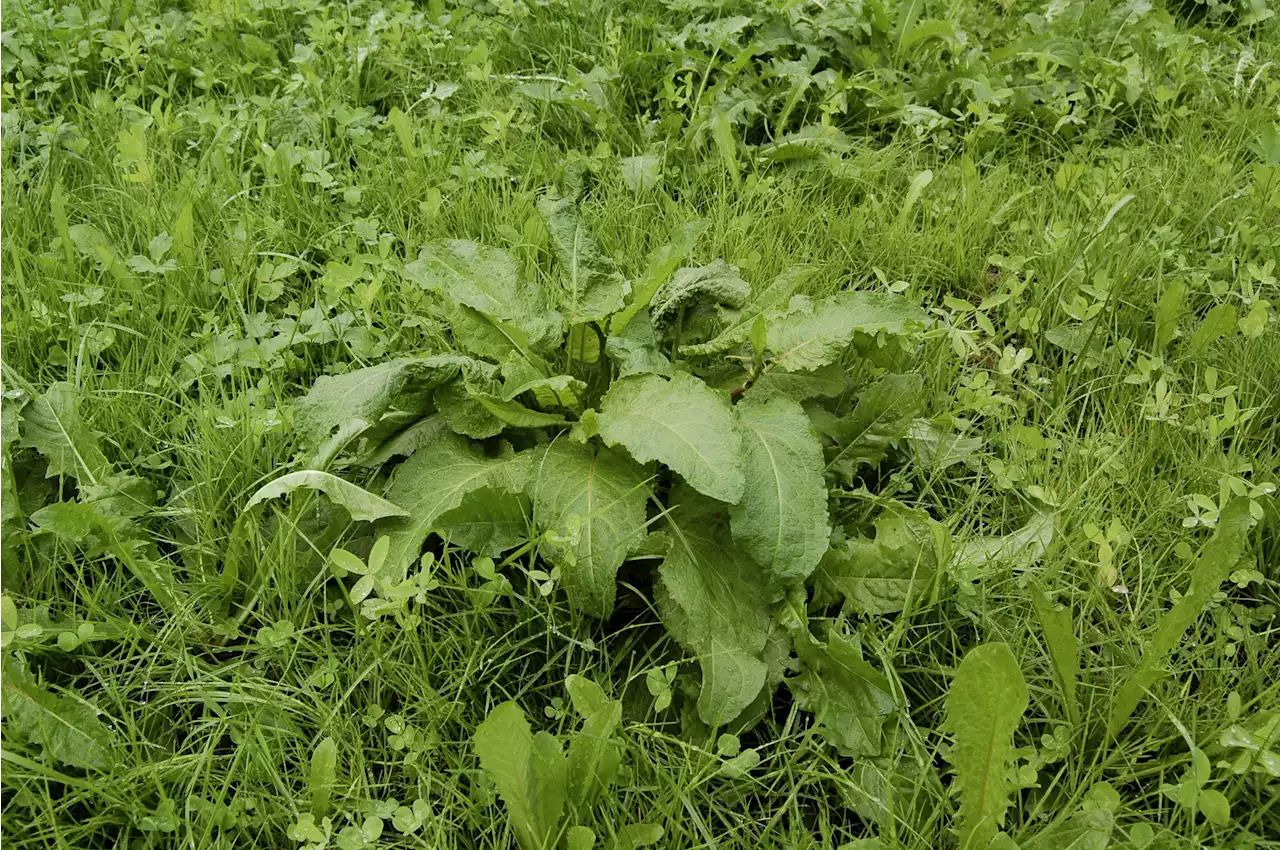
top-left (2, 0), bottom-right (1278, 848)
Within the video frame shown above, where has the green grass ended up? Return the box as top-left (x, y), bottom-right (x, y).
top-left (2, 0), bottom-right (1279, 847)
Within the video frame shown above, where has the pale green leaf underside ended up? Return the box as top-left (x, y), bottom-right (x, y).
top-left (294, 356), bottom-right (469, 447)
top-left (597, 372), bottom-right (744, 504)
top-left (381, 435), bottom-right (529, 576)
top-left (945, 642), bottom-right (1028, 850)
top-left (765, 291), bottom-right (927, 372)
top-left (682, 266), bottom-right (813, 356)
top-left (246, 470), bottom-right (409, 522)
top-left (730, 394), bottom-right (830, 582)
top-left (528, 441), bottom-right (651, 617)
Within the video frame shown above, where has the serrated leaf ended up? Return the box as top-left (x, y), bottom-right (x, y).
top-left (381, 436), bottom-right (529, 577)
top-left (650, 259), bottom-right (750, 327)
top-left (246, 471), bottom-right (408, 522)
top-left (944, 643), bottom-right (1028, 850)
top-left (436, 487), bottom-right (530, 555)
top-left (819, 504), bottom-right (946, 614)
top-left (656, 486), bottom-right (776, 725)
top-left (765, 292), bottom-right (927, 372)
top-left (598, 372), bottom-right (744, 504)
top-left (1108, 498), bottom-right (1252, 737)
top-left (294, 356), bottom-right (468, 447)
top-left (1, 657), bottom-right (114, 770)
top-left (528, 442), bottom-right (651, 616)
top-left (474, 701), bottom-right (567, 850)
top-left (538, 185), bottom-right (626, 323)
top-left (18, 382), bottom-right (109, 483)
top-left (815, 374), bottom-right (925, 475)
top-left (729, 394), bottom-right (830, 581)
top-left (565, 675), bottom-right (622, 813)
top-left (605, 309), bottom-right (672, 378)
top-left (683, 266), bottom-right (814, 356)
top-left (788, 627), bottom-right (895, 757)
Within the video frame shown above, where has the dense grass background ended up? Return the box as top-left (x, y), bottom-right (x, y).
top-left (2, 0), bottom-right (1278, 847)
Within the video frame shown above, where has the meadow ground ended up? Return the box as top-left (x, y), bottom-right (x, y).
top-left (1, 0), bottom-right (1279, 848)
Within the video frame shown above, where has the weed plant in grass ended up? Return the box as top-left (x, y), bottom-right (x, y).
top-left (2, 0), bottom-right (1279, 848)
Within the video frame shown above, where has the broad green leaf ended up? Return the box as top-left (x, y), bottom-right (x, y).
top-left (567, 826), bottom-right (596, 850)
top-left (1154, 279), bottom-right (1186, 351)
top-left (656, 486), bottom-right (776, 725)
top-left (246, 471), bottom-right (408, 522)
top-left (611, 219), bottom-right (709, 334)
top-left (528, 442), bottom-right (651, 616)
top-left (1, 657), bottom-right (113, 770)
top-left (611, 824), bottom-right (664, 850)
top-left (620, 154), bottom-right (661, 193)
top-left (18, 382), bottom-right (109, 483)
top-left (381, 435), bottom-right (529, 577)
top-left (649, 259), bottom-right (750, 327)
top-left (3, 391), bottom-right (27, 538)
top-left (765, 292), bottom-right (927, 372)
top-left (1108, 498), bottom-right (1252, 737)
top-left (436, 487), bottom-right (529, 556)
top-left (538, 184), bottom-right (626, 323)
top-left (30, 500), bottom-right (122, 542)
top-left (746, 363), bottom-right (848, 402)
top-left (683, 266), bottom-right (814, 356)
top-left (788, 627), bottom-right (896, 757)
top-left (403, 239), bottom-right (560, 344)
top-left (818, 505), bottom-right (947, 614)
top-left (1022, 809), bottom-right (1113, 850)
top-left (814, 374), bottom-right (925, 476)
top-left (436, 299), bottom-right (547, 362)
top-left (729, 394), bottom-right (830, 581)
top-left (294, 356), bottom-right (467, 447)
top-left (1031, 589), bottom-right (1079, 725)
top-left (944, 643), bottom-right (1028, 850)
top-left (475, 395), bottom-right (569, 429)
top-left (310, 737), bottom-right (339, 819)
top-left (565, 675), bottom-right (622, 813)
top-left (436, 380), bottom-right (505, 439)
top-left (1190, 303), bottom-right (1238, 354)
top-left (474, 701), bottom-right (566, 850)
top-left (605, 309), bottom-right (672, 378)
top-left (501, 356), bottom-right (587, 409)
top-left (597, 372), bottom-right (744, 504)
